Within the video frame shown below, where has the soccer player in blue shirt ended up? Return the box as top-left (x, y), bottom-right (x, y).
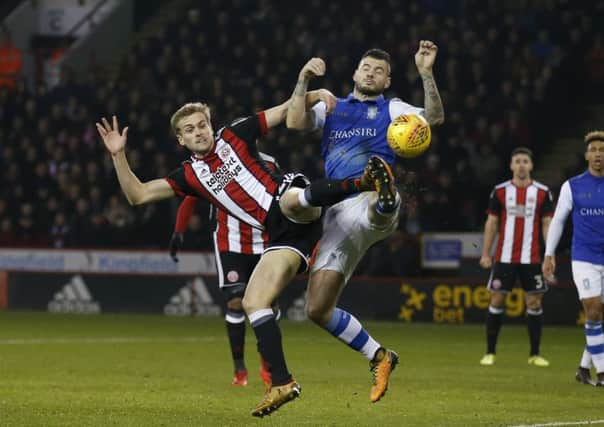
top-left (287, 41), bottom-right (444, 402)
top-left (543, 131), bottom-right (604, 386)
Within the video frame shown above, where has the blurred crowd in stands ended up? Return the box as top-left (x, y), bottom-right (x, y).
top-left (1, 0), bottom-right (603, 276)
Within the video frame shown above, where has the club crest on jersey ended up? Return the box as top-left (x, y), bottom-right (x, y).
top-left (220, 146), bottom-right (231, 159)
top-left (367, 106), bottom-right (378, 120)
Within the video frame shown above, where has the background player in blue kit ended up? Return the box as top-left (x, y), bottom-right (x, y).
top-left (543, 131), bottom-right (604, 386)
top-left (286, 42), bottom-right (444, 402)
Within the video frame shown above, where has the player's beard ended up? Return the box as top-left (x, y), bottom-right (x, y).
top-left (355, 82), bottom-right (383, 97)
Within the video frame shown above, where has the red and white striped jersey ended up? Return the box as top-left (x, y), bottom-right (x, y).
top-left (487, 180), bottom-right (554, 264)
top-left (166, 113), bottom-right (281, 232)
top-left (174, 152), bottom-right (279, 255)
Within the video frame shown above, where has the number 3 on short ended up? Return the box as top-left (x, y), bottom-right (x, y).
top-left (534, 275), bottom-right (544, 289)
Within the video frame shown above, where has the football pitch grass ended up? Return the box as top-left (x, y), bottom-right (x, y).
top-left (0, 312), bottom-right (601, 426)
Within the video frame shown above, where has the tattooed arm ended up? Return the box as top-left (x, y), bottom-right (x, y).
top-left (286, 57), bottom-right (326, 130)
top-left (415, 40), bottom-right (445, 125)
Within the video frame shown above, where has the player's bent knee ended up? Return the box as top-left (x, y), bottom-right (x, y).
top-left (490, 292), bottom-right (505, 307)
top-left (226, 297), bottom-right (243, 311)
top-left (305, 301), bottom-right (332, 326)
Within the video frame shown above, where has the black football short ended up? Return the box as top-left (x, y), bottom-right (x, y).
top-left (264, 173), bottom-right (322, 273)
top-left (487, 262), bottom-right (548, 293)
top-left (216, 251), bottom-right (261, 299)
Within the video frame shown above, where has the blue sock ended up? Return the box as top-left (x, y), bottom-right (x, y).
top-left (325, 308), bottom-right (381, 360)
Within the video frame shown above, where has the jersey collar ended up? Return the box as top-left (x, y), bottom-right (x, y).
top-left (346, 93), bottom-right (386, 105)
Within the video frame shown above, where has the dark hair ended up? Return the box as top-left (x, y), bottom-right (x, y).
top-left (510, 147), bottom-right (533, 160)
top-left (360, 48), bottom-right (392, 71)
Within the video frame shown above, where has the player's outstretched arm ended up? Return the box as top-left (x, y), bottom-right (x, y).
top-left (263, 89), bottom-right (335, 130)
top-left (96, 115), bottom-right (175, 205)
top-left (414, 40), bottom-right (445, 126)
top-left (286, 57), bottom-right (326, 130)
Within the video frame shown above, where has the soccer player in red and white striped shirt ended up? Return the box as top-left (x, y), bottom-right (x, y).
top-left (169, 151), bottom-right (279, 389)
top-left (478, 147), bottom-right (553, 367)
top-left (96, 100), bottom-right (387, 416)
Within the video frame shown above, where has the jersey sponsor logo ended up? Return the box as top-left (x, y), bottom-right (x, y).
top-left (579, 208), bottom-right (604, 216)
top-left (204, 156), bottom-right (243, 195)
top-left (507, 204), bottom-right (534, 217)
top-left (328, 127), bottom-right (378, 140)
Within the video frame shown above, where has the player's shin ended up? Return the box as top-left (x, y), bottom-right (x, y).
top-left (324, 308), bottom-right (381, 360)
top-left (527, 307), bottom-right (543, 356)
top-left (298, 178), bottom-right (365, 207)
top-left (225, 308), bottom-right (246, 373)
top-left (585, 320), bottom-right (604, 374)
top-left (486, 305), bottom-right (504, 354)
top-left (248, 309), bottom-right (292, 386)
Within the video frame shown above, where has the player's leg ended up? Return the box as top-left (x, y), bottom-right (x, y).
top-left (572, 261), bottom-right (604, 386)
top-left (279, 156), bottom-right (389, 221)
top-left (223, 295), bottom-right (248, 384)
top-left (306, 268), bottom-right (398, 403)
top-left (522, 264), bottom-right (549, 367)
top-left (215, 249), bottom-right (255, 385)
top-left (306, 193), bottom-right (399, 402)
top-left (481, 263), bottom-right (512, 365)
top-left (576, 347), bottom-right (594, 385)
top-left (242, 249), bottom-right (302, 416)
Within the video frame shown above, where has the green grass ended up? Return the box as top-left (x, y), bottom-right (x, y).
top-left (0, 312), bottom-right (601, 426)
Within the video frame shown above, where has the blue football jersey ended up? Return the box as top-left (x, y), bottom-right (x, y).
top-left (311, 94), bottom-right (423, 180)
top-left (568, 172), bottom-right (604, 264)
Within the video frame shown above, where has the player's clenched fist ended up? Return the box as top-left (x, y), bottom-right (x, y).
top-left (299, 57), bottom-right (326, 81)
top-left (414, 40), bottom-right (438, 75)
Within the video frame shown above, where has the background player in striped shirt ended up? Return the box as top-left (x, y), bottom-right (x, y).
top-left (479, 147), bottom-right (553, 367)
top-left (96, 101), bottom-right (388, 416)
top-left (286, 42), bottom-right (444, 403)
top-left (543, 131), bottom-right (604, 386)
top-left (169, 150), bottom-right (279, 389)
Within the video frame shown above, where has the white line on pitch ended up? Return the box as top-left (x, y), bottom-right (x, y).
top-left (509, 420), bottom-right (604, 427)
top-left (0, 336), bottom-right (218, 345)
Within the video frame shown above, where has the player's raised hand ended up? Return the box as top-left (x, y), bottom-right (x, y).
top-left (542, 255), bottom-right (556, 283)
top-left (414, 40), bottom-right (438, 76)
top-left (299, 57), bottom-right (326, 81)
top-left (96, 115), bottom-right (129, 155)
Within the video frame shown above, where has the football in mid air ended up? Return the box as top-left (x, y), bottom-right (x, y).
top-left (386, 114), bottom-right (432, 158)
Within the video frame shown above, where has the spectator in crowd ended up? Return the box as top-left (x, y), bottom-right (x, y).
top-left (0, 26), bottom-right (23, 90)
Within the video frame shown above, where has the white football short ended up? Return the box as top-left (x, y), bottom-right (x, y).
top-left (310, 191), bottom-right (399, 283)
top-left (571, 260), bottom-right (604, 301)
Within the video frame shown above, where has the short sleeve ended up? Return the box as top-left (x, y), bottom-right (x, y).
top-left (389, 98), bottom-right (425, 121)
top-left (310, 101), bottom-right (327, 130)
top-left (226, 113), bottom-right (268, 146)
top-left (486, 187), bottom-right (501, 216)
top-left (541, 189), bottom-right (554, 217)
top-left (165, 164), bottom-right (195, 197)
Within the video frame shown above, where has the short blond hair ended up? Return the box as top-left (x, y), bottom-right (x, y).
top-left (585, 130), bottom-right (604, 145)
top-left (170, 102), bottom-right (211, 136)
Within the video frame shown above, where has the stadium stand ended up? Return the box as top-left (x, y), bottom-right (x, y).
top-left (0, 0), bottom-right (601, 276)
